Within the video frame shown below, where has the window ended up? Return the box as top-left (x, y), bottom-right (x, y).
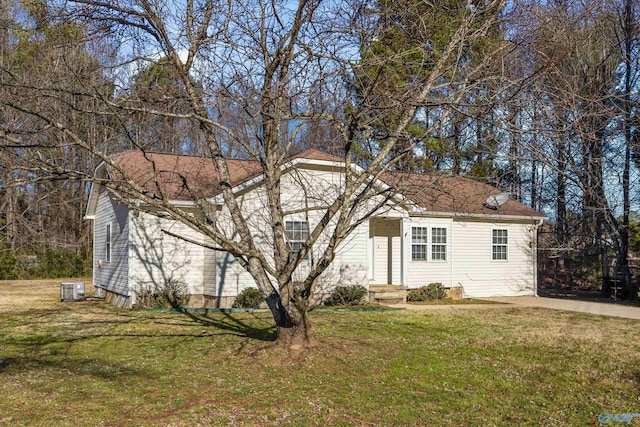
top-left (492, 229), bottom-right (508, 260)
top-left (285, 220), bottom-right (309, 258)
top-left (411, 227), bottom-right (428, 261)
top-left (105, 223), bottom-right (112, 263)
top-left (431, 227), bottom-right (447, 261)
top-left (412, 226), bottom-right (448, 262)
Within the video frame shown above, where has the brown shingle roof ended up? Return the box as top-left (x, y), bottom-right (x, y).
top-left (288, 148), bottom-right (344, 163)
top-left (107, 148), bottom-right (341, 201)
top-left (382, 172), bottom-right (544, 218)
top-left (106, 149), bottom-right (544, 218)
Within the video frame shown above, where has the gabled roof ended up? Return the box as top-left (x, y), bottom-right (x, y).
top-left (107, 151), bottom-right (261, 201)
top-left (90, 148), bottom-right (544, 220)
top-left (382, 172), bottom-right (544, 219)
top-left (105, 148), bottom-right (341, 201)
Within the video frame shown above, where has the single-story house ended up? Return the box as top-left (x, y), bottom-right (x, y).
top-left (85, 148), bottom-right (546, 308)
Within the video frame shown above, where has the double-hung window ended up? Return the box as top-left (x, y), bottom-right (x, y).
top-left (105, 223), bottom-right (112, 263)
top-left (411, 227), bottom-right (428, 261)
top-left (412, 226), bottom-right (447, 261)
top-left (285, 220), bottom-right (309, 259)
top-left (492, 229), bottom-right (508, 261)
top-left (431, 227), bottom-right (447, 261)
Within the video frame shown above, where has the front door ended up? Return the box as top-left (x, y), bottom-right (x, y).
top-left (371, 218), bottom-right (401, 284)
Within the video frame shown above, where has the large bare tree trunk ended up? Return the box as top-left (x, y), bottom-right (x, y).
top-left (266, 295), bottom-right (314, 346)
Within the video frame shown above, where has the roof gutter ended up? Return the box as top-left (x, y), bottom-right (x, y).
top-left (409, 209), bottom-right (547, 222)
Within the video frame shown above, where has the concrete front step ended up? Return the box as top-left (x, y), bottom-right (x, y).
top-left (369, 284), bottom-right (408, 304)
top-left (369, 284), bottom-right (409, 292)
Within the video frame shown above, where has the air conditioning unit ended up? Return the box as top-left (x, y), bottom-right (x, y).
top-left (60, 282), bottom-right (86, 302)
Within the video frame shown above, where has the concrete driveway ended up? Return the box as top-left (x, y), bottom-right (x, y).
top-left (480, 296), bottom-right (640, 320)
top-left (388, 296), bottom-right (640, 320)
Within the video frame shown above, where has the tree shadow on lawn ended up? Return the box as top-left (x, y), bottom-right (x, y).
top-left (0, 329), bottom-right (155, 383)
top-left (0, 352), bottom-right (152, 383)
top-left (177, 310), bottom-right (277, 342)
top-left (75, 303), bottom-right (277, 342)
top-left (0, 310), bottom-right (275, 386)
top-left (2, 303), bottom-right (276, 348)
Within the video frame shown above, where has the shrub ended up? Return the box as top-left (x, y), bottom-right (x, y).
top-left (407, 283), bottom-right (447, 302)
top-left (425, 282), bottom-right (447, 300)
top-left (407, 288), bottom-right (428, 302)
top-left (136, 280), bottom-right (189, 308)
top-left (0, 250), bottom-right (19, 280)
top-left (30, 249), bottom-right (92, 279)
top-left (327, 285), bottom-right (368, 306)
top-left (0, 247), bottom-right (92, 280)
top-left (233, 287), bottom-right (264, 309)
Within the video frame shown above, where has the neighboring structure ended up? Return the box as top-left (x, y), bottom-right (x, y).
top-left (85, 149), bottom-right (546, 308)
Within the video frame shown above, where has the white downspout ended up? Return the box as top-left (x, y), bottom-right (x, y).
top-left (128, 210), bottom-right (137, 307)
top-left (367, 219), bottom-right (373, 286)
top-left (400, 218), bottom-right (406, 286)
top-left (533, 219), bottom-right (544, 297)
top-left (92, 218), bottom-right (96, 292)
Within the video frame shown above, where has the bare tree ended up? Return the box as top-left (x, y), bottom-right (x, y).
top-left (0, 1), bottom-right (114, 270)
top-left (518, 0), bottom-right (639, 296)
top-left (1, 0), bottom-right (534, 343)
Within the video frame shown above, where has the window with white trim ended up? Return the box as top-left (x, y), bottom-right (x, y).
top-left (285, 220), bottom-right (309, 258)
top-left (431, 227), bottom-right (447, 261)
top-left (105, 223), bottom-right (112, 263)
top-left (492, 229), bottom-right (508, 260)
top-left (411, 227), bottom-right (428, 261)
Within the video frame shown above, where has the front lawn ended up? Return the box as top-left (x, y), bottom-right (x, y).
top-left (0, 280), bottom-right (638, 426)
top-left (407, 297), bottom-right (502, 305)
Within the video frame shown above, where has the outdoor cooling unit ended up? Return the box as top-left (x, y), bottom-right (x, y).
top-left (60, 282), bottom-right (86, 302)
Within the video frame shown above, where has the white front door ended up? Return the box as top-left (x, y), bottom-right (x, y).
top-left (371, 219), bottom-right (401, 284)
top-left (374, 233), bottom-right (390, 284)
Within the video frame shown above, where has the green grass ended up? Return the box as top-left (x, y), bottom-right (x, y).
top-left (407, 297), bottom-right (502, 305)
top-left (1, 280), bottom-right (639, 426)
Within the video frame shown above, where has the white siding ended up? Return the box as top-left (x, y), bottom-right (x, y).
top-left (130, 212), bottom-right (208, 296)
top-left (216, 251), bottom-right (253, 297)
top-left (404, 217), bottom-right (453, 287)
top-left (93, 190), bottom-right (130, 296)
top-left (314, 219), bottom-right (369, 293)
top-left (214, 189), bottom-right (267, 297)
top-left (451, 220), bottom-right (535, 297)
top-left (202, 239), bottom-right (217, 296)
top-left (283, 167), bottom-right (369, 292)
top-left (403, 217), bottom-right (536, 297)
top-left (214, 165), bottom-right (369, 296)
